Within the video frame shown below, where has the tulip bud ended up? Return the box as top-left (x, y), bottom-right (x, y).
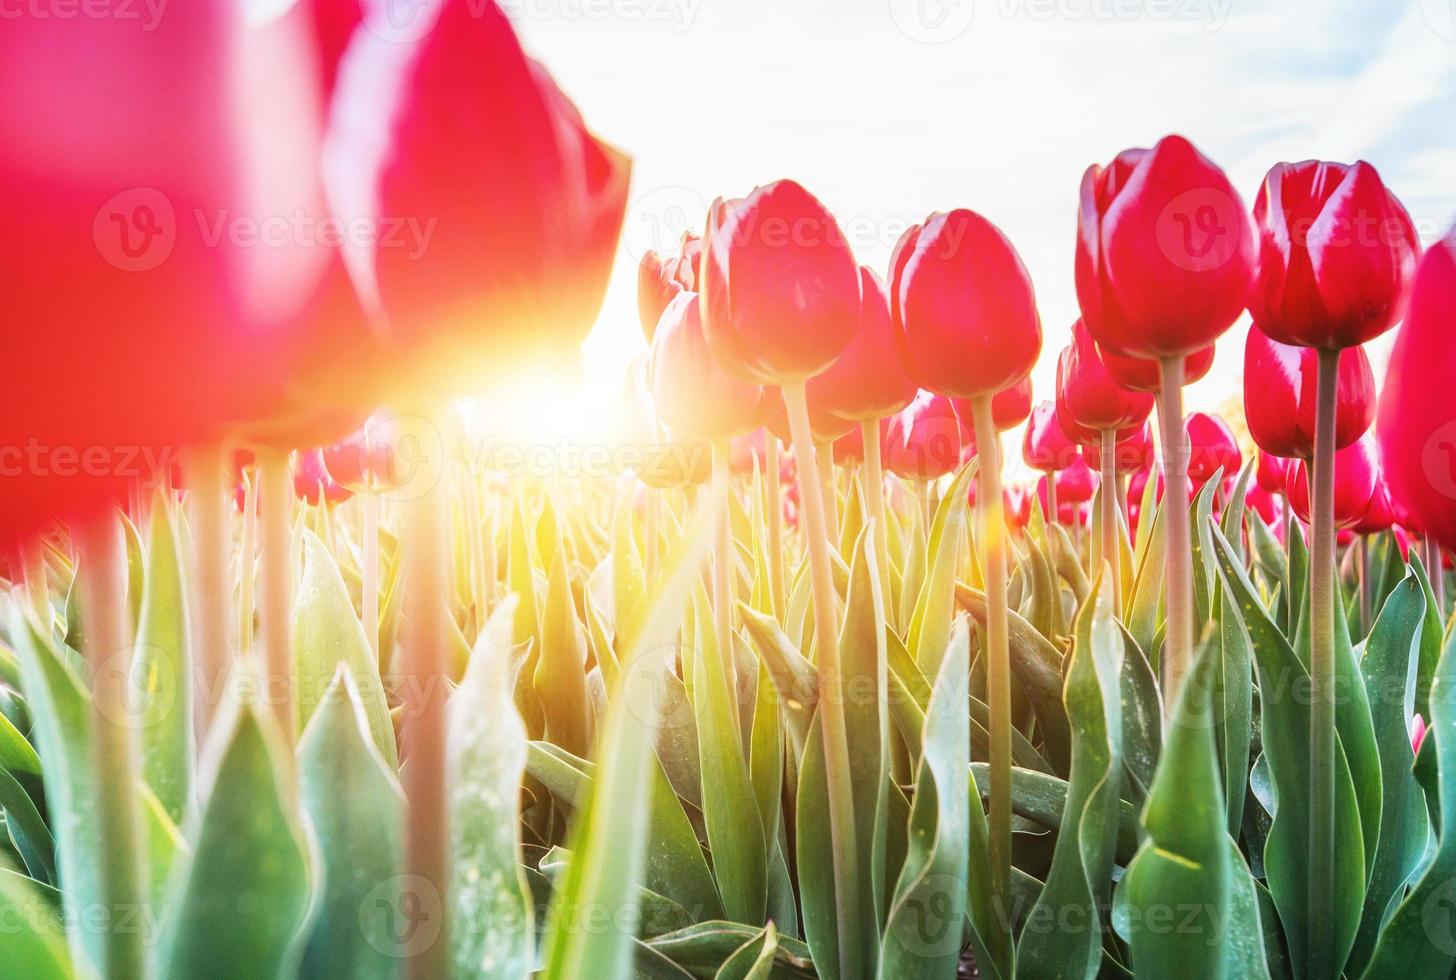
top-left (638, 233), bottom-right (701, 344)
top-left (1022, 400), bottom-right (1079, 472)
top-left (1250, 160), bottom-right (1420, 350)
top-left (884, 391), bottom-right (962, 482)
top-left (1076, 135), bottom-right (1255, 358)
top-left (1378, 228), bottom-right (1456, 552)
top-left (650, 293), bottom-right (766, 442)
top-left (1055, 453), bottom-right (1098, 505)
top-left (1243, 325), bottom-right (1375, 460)
top-left (891, 209), bottom-right (1041, 398)
top-left (1285, 435), bottom-right (1379, 529)
top-left (699, 180), bottom-right (862, 385)
top-left (812, 267), bottom-right (918, 422)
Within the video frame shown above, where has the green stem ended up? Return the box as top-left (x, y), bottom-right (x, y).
top-left (765, 435), bottom-right (785, 618)
top-left (1156, 355), bottom-right (1192, 720)
top-left (1308, 347), bottom-right (1339, 977)
top-left (77, 515), bottom-right (146, 980)
top-left (971, 395), bottom-right (1013, 973)
top-left (860, 419), bottom-right (891, 620)
top-left (782, 382), bottom-right (861, 980)
top-left (258, 450), bottom-right (295, 757)
top-left (187, 444), bottom-right (232, 741)
top-left (1099, 427), bottom-right (1121, 609)
top-left (401, 415), bottom-right (452, 980)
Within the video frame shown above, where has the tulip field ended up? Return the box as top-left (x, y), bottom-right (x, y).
top-left (5, 3), bottom-right (1456, 980)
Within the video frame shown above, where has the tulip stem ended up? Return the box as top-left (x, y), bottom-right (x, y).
top-left (1357, 536), bottom-right (1371, 631)
top-left (1426, 535), bottom-right (1446, 619)
top-left (817, 441), bottom-right (839, 545)
top-left (187, 444), bottom-right (233, 741)
top-left (1156, 355), bottom-right (1193, 720)
top-left (861, 419), bottom-right (891, 618)
top-left (1308, 347), bottom-right (1339, 978)
top-left (77, 514), bottom-right (146, 980)
top-left (258, 450), bottom-right (295, 757)
top-left (1100, 428), bottom-right (1121, 609)
top-left (765, 436), bottom-right (785, 618)
top-left (970, 395), bottom-right (1013, 972)
top-left (711, 440), bottom-right (737, 699)
top-left (401, 414), bottom-right (452, 980)
top-left (238, 466), bottom-right (258, 656)
top-left (783, 382), bottom-right (861, 980)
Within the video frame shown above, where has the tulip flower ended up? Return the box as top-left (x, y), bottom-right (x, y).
top-left (1412, 714), bottom-right (1429, 756)
top-left (326, 0), bottom-right (630, 400)
top-left (1286, 436), bottom-right (1379, 530)
top-left (884, 391), bottom-right (963, 483)
top-left (1379, 228), bottom-right (1456, 554)
top-left (1257, 451), bottom-right (1290, 494)
top-left (1100, 344), bottom-right (1215, 393)
top-left (1186, 412), bottom-right (1243, 490)
top-left (1250, 160), bottom-right (1419, 351)
top-left (1353, 477), bottom-right (1395, 536)
top-left (1246, 484), bottom-right (1281, 527)
top-left (699, 180), bottom-right (861, 386)
top-left (650, 294), bottom-right (766, 442)
top-left (991, 376), bottom-right (1035, 431)
top-left (294, 448), bottom-right (353, 505)
top-left (639, 232), bottom-right (702, 343)
top-left (1059, 320), bottom-right (1156, 433)
top-left (1023, 400), bottom-right (1080, 474)
top-left (891, 206), bottom-right (1041, 937)
top-left (1076, 134), bottom-right (1253, 718)
top-left (1243, 325), bottom-right (1376, 460)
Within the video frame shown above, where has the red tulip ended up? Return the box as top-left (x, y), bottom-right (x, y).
top-left (1186, 412), bottom-right (1242, 487)
top-left (1023, 400), bottom-right (1079, 473)
top-left (1055, 452), bottom-right (1098, 505)
top-left (1378, 227), bottom-right (1456, 552)
top-left (1250, 160), bottom-right (1419, 350)
top-left (1036, 478), bottom-right (1090, 526)
top-left (1256, 451), bottom-right (1290, 494)
top-left (294, 448), bottom-right (353, 505)
top-left (728, 429), bottom-right (798, 482)
top-left (650, 293), bottom-right (766, 441)
top-left (1352, 478), bottom-right (1395, 535)
top-left (325, 0), bottom-right (630, 399)
top-left (1076, 135), bottom-right (1255, 359)
top-left (1245, 484), bottom-right (1281, 526)
top-left (698, 180), bottom-right (861, 385)
top-left (891, 209), bottom-right (1042, 398)
top-left (884, 391), bottom-right (962, 482)
top-left (1128, 465), bottom-right (1165, 506)
top-left (1286, 435), bottom-right (1379, 529)
top-left (831, 424), bottom-right (878, 467)
top-left (638, 232), bottom-right (701, 344)
top-left (1005, 485), bottom-right (1033, 530)
top-left (1059, 320), bottom-right (1155, 432)
top-left (322, 415), bottom-right (402, 492)
top-left (1085, 423), bottom-right (1155, 476)
top-left (1243, 324), bottom-right (1376, 460)
top-left (1099, 344), bottom-right (1215, 393)
top-left (991, 376), bottom-right (1034, 431)
top-left (812, 267), bottom-right (918, 422)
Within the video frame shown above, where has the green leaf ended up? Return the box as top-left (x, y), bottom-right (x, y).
top-left (131, 502), bottom-right (193, 825)
top-left (878, 617), bottom-right (970, 979)
top-left (536, 545), bottom-right (592, 757)
top-left (1214, 586), bottom-right (1253, 837)
top-left (968, 764), bottom-right (1140, 866)
top-left (450, 599), bottom-right (535, 977)
top-left (1348, 573), bottom-right (1429, 975)
top-left (908, 465), bottom-right (974, 676)
top-left (292, 530), bottom-right (397, 769)
top-left (645, 922), bottom-right (816, 979)
top-left (298, 665), bottom-right (404, 979)
top-left (1359, 621), bottom-right (1456, 978)
top-left (715, 922), bottom-right (780, 980)
top-left (1126, 498), bottom-right (1166, 668)
top-left (1016, 574), bottom-right (1123, 979)
top-left (0, 861), bottom-right (73, 979)
top-left (1115, 631), bottom-right (1269, 978)
top-left (539, 495), bottom-right (718, 980)
top-left (1212, 526), bottom-right (1365, 978)
top-left (156, 699), bottom-right (311, 980)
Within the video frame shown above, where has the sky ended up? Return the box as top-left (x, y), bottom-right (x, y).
top-left (496, 0), bottom-right (1456, 465)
